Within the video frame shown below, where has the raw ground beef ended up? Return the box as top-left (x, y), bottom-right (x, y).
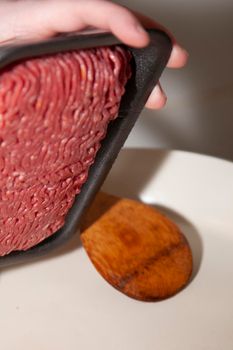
top-left (0, 45), bottom-right (131, 256)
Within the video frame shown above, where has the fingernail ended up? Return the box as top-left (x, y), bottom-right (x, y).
top-left (135, 23), bottom-right (147, 34)
top-left (176, 45), bottom-right (189, 57)
top-left (146, 83), bottom-right (167, 109)
top-left (181, 48), bottom-right (189, 57)
top-left (154, 83), bottom-right (166, 98)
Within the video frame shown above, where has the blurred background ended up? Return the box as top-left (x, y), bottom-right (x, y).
top-left (116, 0), bottom-right (233, 161)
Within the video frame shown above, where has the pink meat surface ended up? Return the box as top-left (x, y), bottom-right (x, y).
top-left (0, 46), bottom-right (131, 256)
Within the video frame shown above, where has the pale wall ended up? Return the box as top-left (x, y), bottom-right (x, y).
top-left (116, 0), bottom-right (233, 161)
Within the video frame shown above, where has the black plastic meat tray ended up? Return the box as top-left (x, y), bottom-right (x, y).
top-left (0, 28), bottom-right (172, 267)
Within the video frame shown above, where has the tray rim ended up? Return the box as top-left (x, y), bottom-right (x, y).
top-left (0, 28), bottom-right (172, 267)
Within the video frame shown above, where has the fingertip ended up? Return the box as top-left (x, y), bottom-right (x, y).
top-left (110, 21), bottom-right (150, 48)
top-left (145, 95), bottom-right (167, 110)
top-left (107, 5), bottom-right (150, 48)
top-left (132, 23), bottom-right (150, 47)
top-left (167, 44), bottom-right (189, 68)
top-left (145, 85), bottom-right (167, 110)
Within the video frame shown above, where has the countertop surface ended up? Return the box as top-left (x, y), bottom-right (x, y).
top-left (1, 150), bottom-right (233, 350)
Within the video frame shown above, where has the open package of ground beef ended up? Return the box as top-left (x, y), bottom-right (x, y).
top-left (0, 29), bottom-right (171, 267)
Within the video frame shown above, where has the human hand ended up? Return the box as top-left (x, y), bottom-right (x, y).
top-left (0, 0), bottom-right (188, 109)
